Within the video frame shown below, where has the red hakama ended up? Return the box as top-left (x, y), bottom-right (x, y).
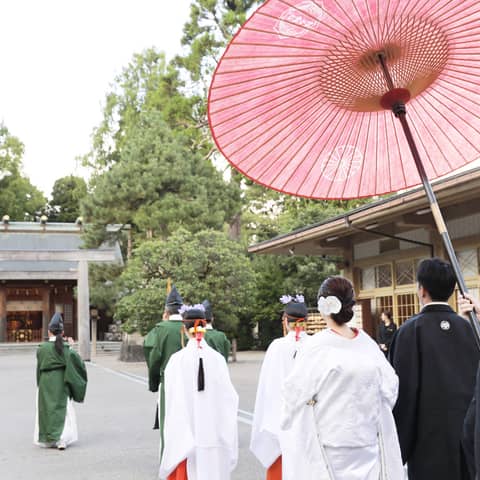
top-left (266, 456), bottom-right (282, 480)
top-left (168, 459), bottom-right (187, 480)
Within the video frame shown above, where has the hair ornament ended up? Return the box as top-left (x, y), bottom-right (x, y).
top-left (280, 294), bottom-right (293, 304)
top-left (280, 294), bottom-right (305, 304)
top-left (189, 326), bottom-right (207, 334)
top-left (317, 296), bottom-right (342, 317)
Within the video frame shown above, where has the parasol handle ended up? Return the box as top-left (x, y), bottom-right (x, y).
top-left (397, 109), bottom-right (480, 351)
top-left (377, 55), bottom-right (480, 350)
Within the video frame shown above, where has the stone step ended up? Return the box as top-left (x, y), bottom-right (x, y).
top-left (0, 340), bottom-right (122, 355)
top-left (91, 341), bottom-right (122, 355)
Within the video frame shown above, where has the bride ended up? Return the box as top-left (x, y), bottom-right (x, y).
top-left (280, 276), bottom-right (405, 480)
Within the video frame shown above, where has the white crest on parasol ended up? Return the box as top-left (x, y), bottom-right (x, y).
top-left (275, 1), bottom-right (324, 39)
top-left (321, 145), bottom-right (363, 182)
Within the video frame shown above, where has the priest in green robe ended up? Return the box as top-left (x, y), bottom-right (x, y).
top-left (34, 313), bottom-right (88, 450)
top-left (202, 299), bottom-right (231, 362)
top-left (144, 285), bottom-right (187, 458)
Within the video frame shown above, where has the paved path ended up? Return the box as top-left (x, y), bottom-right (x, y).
top-left (0, 351), bottom-right (266, 480)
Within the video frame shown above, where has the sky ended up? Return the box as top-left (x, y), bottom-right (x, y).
top-left (0, 0), bottom-right (192, 197)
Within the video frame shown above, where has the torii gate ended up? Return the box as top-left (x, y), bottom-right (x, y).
top-left (0, 249), bottom-right (119, 360)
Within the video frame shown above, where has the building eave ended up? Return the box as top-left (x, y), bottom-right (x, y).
top-left (248, 166), bottom-right (480, 255)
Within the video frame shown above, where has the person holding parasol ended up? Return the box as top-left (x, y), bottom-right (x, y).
top-left (390, 258), bottom-right (479, 479)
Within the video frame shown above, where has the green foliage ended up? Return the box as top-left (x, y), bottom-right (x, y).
top-left (0, 123), bottom-right (23, 176)
top-left (85, 48), bottom-right (199, 171)
top-left (82, 112), bottom-right (241, 243)
top-left (115, 287), bottom-right (166, 335)
top-left (0, 176), bottom-right (46, 221)
top-left (88, 263), bottom-right (124, 317)
top-left (49, 175), bottom-right (87, 222)
top-left (0, 124), bottom-right (46, 220)
top-left (171, 1), bottom-right (267, 178)
top-left (279, 197), bottom-right (373, 233)
top-left (239, 188), bottom-right (370, 349)
top-left (240, 180), bottom-right (284, 243)
top-left (77, 2), bottom-right (378, 351)
top-left (251, 254), bottom-right (338, 349)
top-left (178, 1), bottom-right (264, 83)
top-left (115, 229), bottom-right (256, 336)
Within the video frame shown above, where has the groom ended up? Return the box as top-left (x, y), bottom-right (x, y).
top-left (390, 257), bottom-right (479, 480)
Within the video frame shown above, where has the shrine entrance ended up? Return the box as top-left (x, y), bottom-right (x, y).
top-left (0, 221), bottom-right (123, 359)
top-left (6, 310), bottom-right (43, 342)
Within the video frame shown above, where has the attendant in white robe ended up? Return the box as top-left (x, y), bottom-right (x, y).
top-left (159, 304), bottom-right (238, 480)
top-left (281, 276), bottom-right (405, 480)
top-left (250, 294), bottom-right (310, 479)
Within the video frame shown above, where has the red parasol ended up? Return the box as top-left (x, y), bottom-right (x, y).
top-left (208, 0), bottom-right (480, 345)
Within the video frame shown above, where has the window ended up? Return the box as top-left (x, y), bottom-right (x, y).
top-left (376, 295), bottom-right (393, 316)
top-left (375, 264), bottom-right (392, 288)
top-left (361, 267), bottom-right (375, 290)
top-left (457, 248), bottom-right (478, 278)
top-left (396, 293), bottom-right (418, 325)
top-left (395, 260), bottom-right (415, 286)
top-left (64, 304), bottom-right (73, 325)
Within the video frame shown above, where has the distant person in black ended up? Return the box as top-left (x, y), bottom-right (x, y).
top-left (390, 257), bottom-right (479, 480)
top-left (377, 310), bottom-right (396, 357)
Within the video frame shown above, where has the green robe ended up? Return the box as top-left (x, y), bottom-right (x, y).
top-left (36, 341), bottom-right (88, 444)
top-left (143, 319), bottom-right (187, 457)
top-left (143, 323), bottom-right (160, 377)
top-left (204, 328), bottom-right (231, 362)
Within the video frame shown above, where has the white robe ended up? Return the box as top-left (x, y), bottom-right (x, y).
top-left (281, 329), bottom-right (405, 480)
top-left (157, 313), bottom-right (183, 460)
top-left (159, 338), bottom-right (239, 480)
top-left (250, 331), bottom-right (309, 471)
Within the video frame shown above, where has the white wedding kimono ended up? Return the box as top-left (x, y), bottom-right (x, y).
top-left (250, 330), bottom-right (309, 471)
top-left (281, 329), bottom-right (405, 480)
top-left (159, 338), bottom-right (239, 480)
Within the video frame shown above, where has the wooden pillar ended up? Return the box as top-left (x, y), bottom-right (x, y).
top-left (42, 287), bottom-right (50, 341)
top-left (0, 287), bottom-right (6, 342)
top-left (430, 229), bottom-right (446, 259)
top-left (341, 243), bottom-right (354, 282)
top-left (127, 228), bottom-right (133, 260)
top-left (91, 317), bottom-right (97, 358)
top-left (77, 260), bottom-right (91, 360)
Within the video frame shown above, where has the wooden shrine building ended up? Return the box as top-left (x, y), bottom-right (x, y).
top-left (0, 221), bottom-right (122, 359)
top-left (249, 167), bottom-right (480, 338)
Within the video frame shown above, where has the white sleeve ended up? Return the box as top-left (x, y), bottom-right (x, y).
top-left (159, 355), bottom-right (195, 479)
top-left (280, 344), bottom-right (332, 430)
top-left (250, 341), bottom-right (284, 468)
top-left (217, 355), bottom-right (239, 470)
top-left (364, 332), bottom-right (399, 409)
top-left (371, 340), bottom-right (399, 409)
top-left (380, 360), bottom-right (399, 409)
